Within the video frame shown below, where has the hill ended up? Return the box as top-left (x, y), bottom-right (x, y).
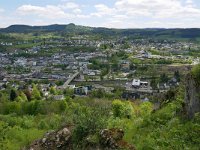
top-left (0, 24), bottom-right (200, 39)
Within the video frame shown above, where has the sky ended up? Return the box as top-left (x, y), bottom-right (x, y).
top-left (0, 0), bottom-right (200, 28)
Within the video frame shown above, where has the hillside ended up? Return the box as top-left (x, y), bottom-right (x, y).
top-left (0, 66), bottom-right (200, 149)
top-left (1, 24), bottom-right (200, 39)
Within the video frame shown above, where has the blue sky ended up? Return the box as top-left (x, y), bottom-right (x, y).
top-left (0, 0), bottom-right (200, 28)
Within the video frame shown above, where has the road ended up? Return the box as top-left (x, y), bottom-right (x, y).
top-left (62, 71), bottom-right (80, 88)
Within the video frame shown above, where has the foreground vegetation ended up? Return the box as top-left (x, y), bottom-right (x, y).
top-left (0, 85), bottom-right (199, 149)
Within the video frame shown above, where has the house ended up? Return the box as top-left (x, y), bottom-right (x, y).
top-left (74, 86), bottom-right (88, 95)
top-left (52, 95), bottom-right (65, 100)
top-left (122, 92), bottom-right (140, 100)
top-left (14, 58), bottom-right (27, 66)
top-left (132, 79), bottom-right (149, 89)
top-left (88, 72), bottom-right (95, 76)
top-left (158, 83), bottom-right (170, 92)
top-left (168, 78), bottom-right (179, 87)
top-left (132, 79), bottom-right (140, 88)
top-left (67, 85), bottom-right (76, 89)
top-left (140, 81), bottom-right (149, 88)
top-left (120, 60), bottom-right (130, 72)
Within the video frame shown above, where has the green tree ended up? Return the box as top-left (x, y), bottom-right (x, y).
top-left (160, 73), bottom-right (169, 83)
top-left (32, 84), bottom-right (41, 100)
top-left (174, 70), bottom-right (180, 82)
top-left (50, 86), bottom-right (57, 95)
top-left (112, 99), bottom-right (134, 118)
top-left (15, 96), bottom-right (23, 102)
top-left (150, 78), bottom-right (158, 89)
top-left (24, 89), bottom-right (32, 101)
top-left (19, 91), bottom-right (28, 102)
top-left (10, 89), bottom-right (17, 101)
top-left (139, 102), bottom-right (153, 117)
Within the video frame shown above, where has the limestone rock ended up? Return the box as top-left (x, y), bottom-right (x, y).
top-left (99, 128), bottom-right (136, 150)
top-left (27, 128), bottom-right (72, 150)
top-left (185, 73), bottom-right (200, 119)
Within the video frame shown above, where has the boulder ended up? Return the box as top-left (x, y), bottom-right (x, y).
top-left (99, 128), bottom-right (136, 150)
top-left (27, 128), bottom-right (72, 150)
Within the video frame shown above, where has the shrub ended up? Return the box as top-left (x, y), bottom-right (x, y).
top-left (112, 99), bottom-right (134, 119)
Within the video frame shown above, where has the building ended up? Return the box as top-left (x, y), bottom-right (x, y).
top-left (74, 86), bottom-right (88, 95)
top-left (132, 79), bottom-right (140, 88)
top-left (132, 79), bottom-right (149, 88)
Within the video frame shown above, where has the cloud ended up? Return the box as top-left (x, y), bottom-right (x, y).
top-left (91, 4), bottom-right (116, 17)
top-left (8, 0), bottom-right (200, 28)
top-left (73, 8), bottom-right (82, 14)
top-left (16, 1), bottom-right (85, 19)
top-left (17, 5), bottom-right (72, 19)
top-left (0, 8), bottom-right (4, 13)
top-left (59, 2), bottom-right (79, 9)
top-left (91, 0), bottom-right (200, 28)
top-left (111, 0), bottom-right (200, 18)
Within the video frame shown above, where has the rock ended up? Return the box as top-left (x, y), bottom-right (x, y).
top-left (185, 73), bottom-right (200, 119)
top-left (99, 128), bottom-right (136, 150)
top-left (26, 128), bottom-right (72, 150)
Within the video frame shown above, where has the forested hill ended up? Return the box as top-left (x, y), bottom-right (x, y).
top-left (0, 24), bottom-right (200, 39)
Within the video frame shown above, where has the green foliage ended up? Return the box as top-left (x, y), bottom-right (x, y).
top-left (112, 99), bottom-right (134, 118)
top-left (160, 73), bottom-right (169, 83)
top-left (150, 78), bottom-right (158, 89)
top-left (19, 91), bottom-right (28, 102)
top-left (10, 89), bottom-right (17, 101)
top-left (72, 106), bottom-right (106, 146)
top-left (174, 70), bottom-right (181, 82)
top-left (15, 96), bottom-right (23, 102)
top-left (139, 102), bottom-right (153, 117)
top-left (32, 84), bottom-right (41, 100)
top-left (0, 87), bottom-right (199, 150)
top-left (50, 86), bottom-right (57, 95)
top-left (0, 118), bottom-right (45, 150)
top-left (191, 64), bottom-right (200, 84)
top-left (63, 88), bottom-right (74, 97)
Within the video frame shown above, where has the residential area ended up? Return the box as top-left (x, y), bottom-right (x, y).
top-left (0, 35), bottom-right (199, 101)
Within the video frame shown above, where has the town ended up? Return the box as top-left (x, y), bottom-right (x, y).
top-left (0, 33), bottom-right (199, 102)
top-left (1, 0), bottom-right (200, 148)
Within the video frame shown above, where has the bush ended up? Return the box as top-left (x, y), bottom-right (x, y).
top-left (112, 100), bottom-right (134, 119)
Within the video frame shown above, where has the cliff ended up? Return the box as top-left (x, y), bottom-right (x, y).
top-left (185, 73), bottom-right (200, 119)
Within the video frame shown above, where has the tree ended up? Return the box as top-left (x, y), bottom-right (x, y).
top-left (19, 91), bottom-right (28, 102)
top-left (32, 84), bottom-right (41, 100)
top-left (50, 86), bottom-right (57, 95)
top-left (112, 99), bottom-right (134, 118)
top-left (10, 89), bottom-right (17, 101)
top-left (24, 89), bottom-right (32, 101)
top-left (160, 73), bottom-right (169, 83)
top-left (63, 88), bottom-right (74, 97)
top-left (150, 78), bottom-right (158, 89)
top-left (174, 70), bottom-right (180, 82)
top-left (90, 89), bottom-right (105, 98)
top-left (15, 96), bottom-right (23, 102)
top-left (139, 102), bottom-right (152, 117)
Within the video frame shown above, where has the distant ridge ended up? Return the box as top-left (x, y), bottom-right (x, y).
top-left (0, 23), bottom-right (200, 39)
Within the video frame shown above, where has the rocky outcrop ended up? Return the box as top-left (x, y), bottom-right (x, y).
top-left (26, 127), bottom-right (135, 150)
top-left (27, 128), bottom-right (72, 150)
top-left (99, 128), bottom-right (136, 150)
top-left (185, 73), bottom-right (200, 119)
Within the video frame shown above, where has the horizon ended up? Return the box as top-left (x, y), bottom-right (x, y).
top-left (1, 23), bottom-right (200, 30)
top-left (0, 0), bottom-right (200, 29)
